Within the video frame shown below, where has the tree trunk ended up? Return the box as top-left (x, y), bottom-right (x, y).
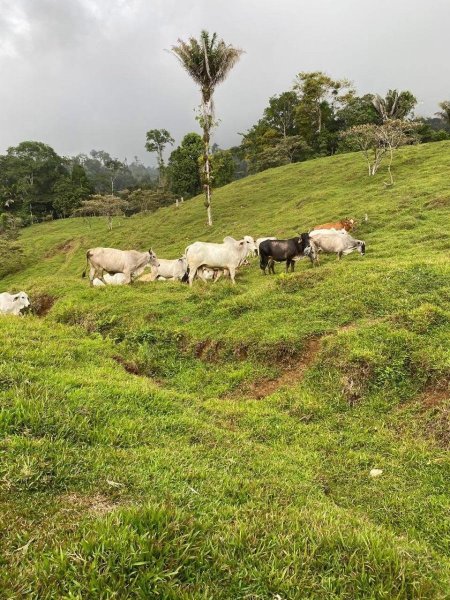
top-left (157, 149), bottom-right (164, 188)
top-left (202, 99), bottom-right (213, 227)
top-left (387, 145), bottom-right (394, 185)
top-left (204, 151), bottom-right (212, 226)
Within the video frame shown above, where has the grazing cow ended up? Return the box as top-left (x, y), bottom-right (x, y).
top-left (256, 237), bottom-right (276, 255)
top-left (146, 257), bottom-right (188, 282)
top-left (259, 234), bottom-right (313, 274)
top-left (185, 236), bottom-right (256, 286)
top-left (309, 230), bottom-right (365, 261)
top-left (82, 247), bottom-right (159, 285)
top-left (312, 218), bottom-right (355, 232)
top-left (0, 291), bottom-right (30, 315)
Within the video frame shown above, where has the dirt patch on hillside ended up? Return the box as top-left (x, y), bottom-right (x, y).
top-left (45, 239), bottom-right (77, 257)
top-left (425, 195), bottom-right (450, 209)
top-left (395, 380), bottom-right (449, 449)
top-left (30, 293), bottom-right (56, 317)
top-left (194, 339), bottom-right (224, 362)
top-left (226, 337), bottom-right (322, 400)
top-left (113, 355), bottom-right (141, 375)
top-left (417, 382), bottom-right (450, 449)
top-left (59, 493), bottom-right (121, 517)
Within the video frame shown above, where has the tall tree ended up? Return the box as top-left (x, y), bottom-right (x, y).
top-left (171, 30), bottom-right (243, 225)
top-left (263, 92), bottom-right (299, 139)
top-left (145, 129), bottom-right (175, 186)
top-left (82, 151), bottom-right (133, 195)
top-left (294, 72), bottom-right (354, 139)
top-left (372, 90), bottom-right (417, 122)
top-left (167, 133), bottom-right (203, 199)
top-left (0, 141), bottom-right (67, 219)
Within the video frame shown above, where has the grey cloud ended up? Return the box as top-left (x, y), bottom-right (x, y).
top-left (0, 0), bottom-right (449, 165)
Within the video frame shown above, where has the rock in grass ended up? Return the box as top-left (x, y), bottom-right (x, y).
top-left (370, 468), bottom-right (383, 478)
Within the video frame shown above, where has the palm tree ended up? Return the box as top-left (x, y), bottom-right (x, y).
top-left (436, 101), bottom-right (450, 127)
top-left (171, 31), bottom-right (243, 226)
top-left (372, 90), bottom-right (417, 122)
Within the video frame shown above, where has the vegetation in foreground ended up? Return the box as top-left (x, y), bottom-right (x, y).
top-left (0, 142), bottom-right (449, 598)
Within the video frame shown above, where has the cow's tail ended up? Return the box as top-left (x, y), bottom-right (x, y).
top-left (81, 250), bottom-right (91, 278)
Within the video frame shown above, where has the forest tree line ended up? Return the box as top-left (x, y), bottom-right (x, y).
top-left (1, 70), bottom-right (450, 230)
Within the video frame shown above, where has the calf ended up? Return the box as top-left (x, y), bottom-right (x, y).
top-left (196, 266), bottom-right (230, 282)
top-left (147, 257), bottom-right (188, 282)
top-left (259, 234), bottom-right (312, 274)
top-left (92, 273), bottom-right (129, 286)
top-left (0, 291), bottom-right (30, 315)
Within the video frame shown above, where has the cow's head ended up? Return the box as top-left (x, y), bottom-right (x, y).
top-left (295, 233), bottom-right (311, 253)
top-left (243, 235), bottom-right (257, 255)
top-left (14, 292), bottom-right (30, 309)
top-left (343, 218), bottom-right (355, 231)
top-left (148, 248), bottom-right (160, 268)
top-left (357, 240), bottom-right (365, 255)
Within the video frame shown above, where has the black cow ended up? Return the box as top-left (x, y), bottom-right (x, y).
top-left (259, 234), bottom-right (313, 274)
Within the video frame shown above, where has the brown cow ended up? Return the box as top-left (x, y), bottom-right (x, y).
top-left (312, 218), bottom-right (355, 232)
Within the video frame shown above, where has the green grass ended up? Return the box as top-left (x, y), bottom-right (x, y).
top-left (0, 142), bottom-right (449, 598)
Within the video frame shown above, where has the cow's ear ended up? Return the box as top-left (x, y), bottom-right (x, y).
top-left (239, 240), bottom-right (244, 246)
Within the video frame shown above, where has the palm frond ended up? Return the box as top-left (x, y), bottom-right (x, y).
top-left (171, 30), bottom-right (244, 97)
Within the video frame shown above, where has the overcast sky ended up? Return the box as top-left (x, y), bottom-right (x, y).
top-left (1, 0), bottom-right (449, 165)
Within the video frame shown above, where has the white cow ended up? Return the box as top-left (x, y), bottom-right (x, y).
top-left (146, 257), bottom-right (188, 282)
top-left (92, 273), bottom-right (129, 287)
top-left (0, 291), bottom-right (30, 315)
top-left (82, 247), bottom-right (159, 285)
top-left (185, 236), bottom-right (256, 286)
top-left (309, 230), bottom-right (366, 261)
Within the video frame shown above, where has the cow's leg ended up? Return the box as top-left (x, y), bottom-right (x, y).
top-left (188, 265), bottom-right (198, 286)
top-left (89, 266), bottom-right (97, 285)
top-left (213, 269), bottom-right (223, 283)
top-left (122, 270), bottom-right (132, 284)
top-left (337, 252), bottom-right (342, 260)
top-left (260, 255), bottom-right (268, 275)
top-left (228, 265), bottom-right (237, 284)
top-left (149, 266), bottom-right (159, 282)
top-left (269, 259), bottom-right (275, 275)
top-left (196, 268), bottom-right (207, 282)
top-left (91, 266), bottom-right (107, 286)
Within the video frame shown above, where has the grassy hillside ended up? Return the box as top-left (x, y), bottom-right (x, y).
top-left (1, 142), bottom-right (449, 599)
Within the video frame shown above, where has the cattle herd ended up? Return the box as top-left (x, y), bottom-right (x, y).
top-left (0, 218), bottom-right (366, 315)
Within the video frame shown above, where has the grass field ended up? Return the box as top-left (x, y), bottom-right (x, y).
top-left (0, 142), bottom-right (449, 598)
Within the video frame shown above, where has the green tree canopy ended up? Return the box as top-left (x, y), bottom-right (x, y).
top-left (145, 129), bottom-right (175, 186)
top-left (168, 133), bottom-right (203, 199)
top-left (0, 141), bottom-right (91, 221)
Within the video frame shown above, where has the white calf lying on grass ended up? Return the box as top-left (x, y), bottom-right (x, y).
top-left (0, 291), bottom-right (30, 315)
top-left (92, 273), bottom-right (129, 286)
